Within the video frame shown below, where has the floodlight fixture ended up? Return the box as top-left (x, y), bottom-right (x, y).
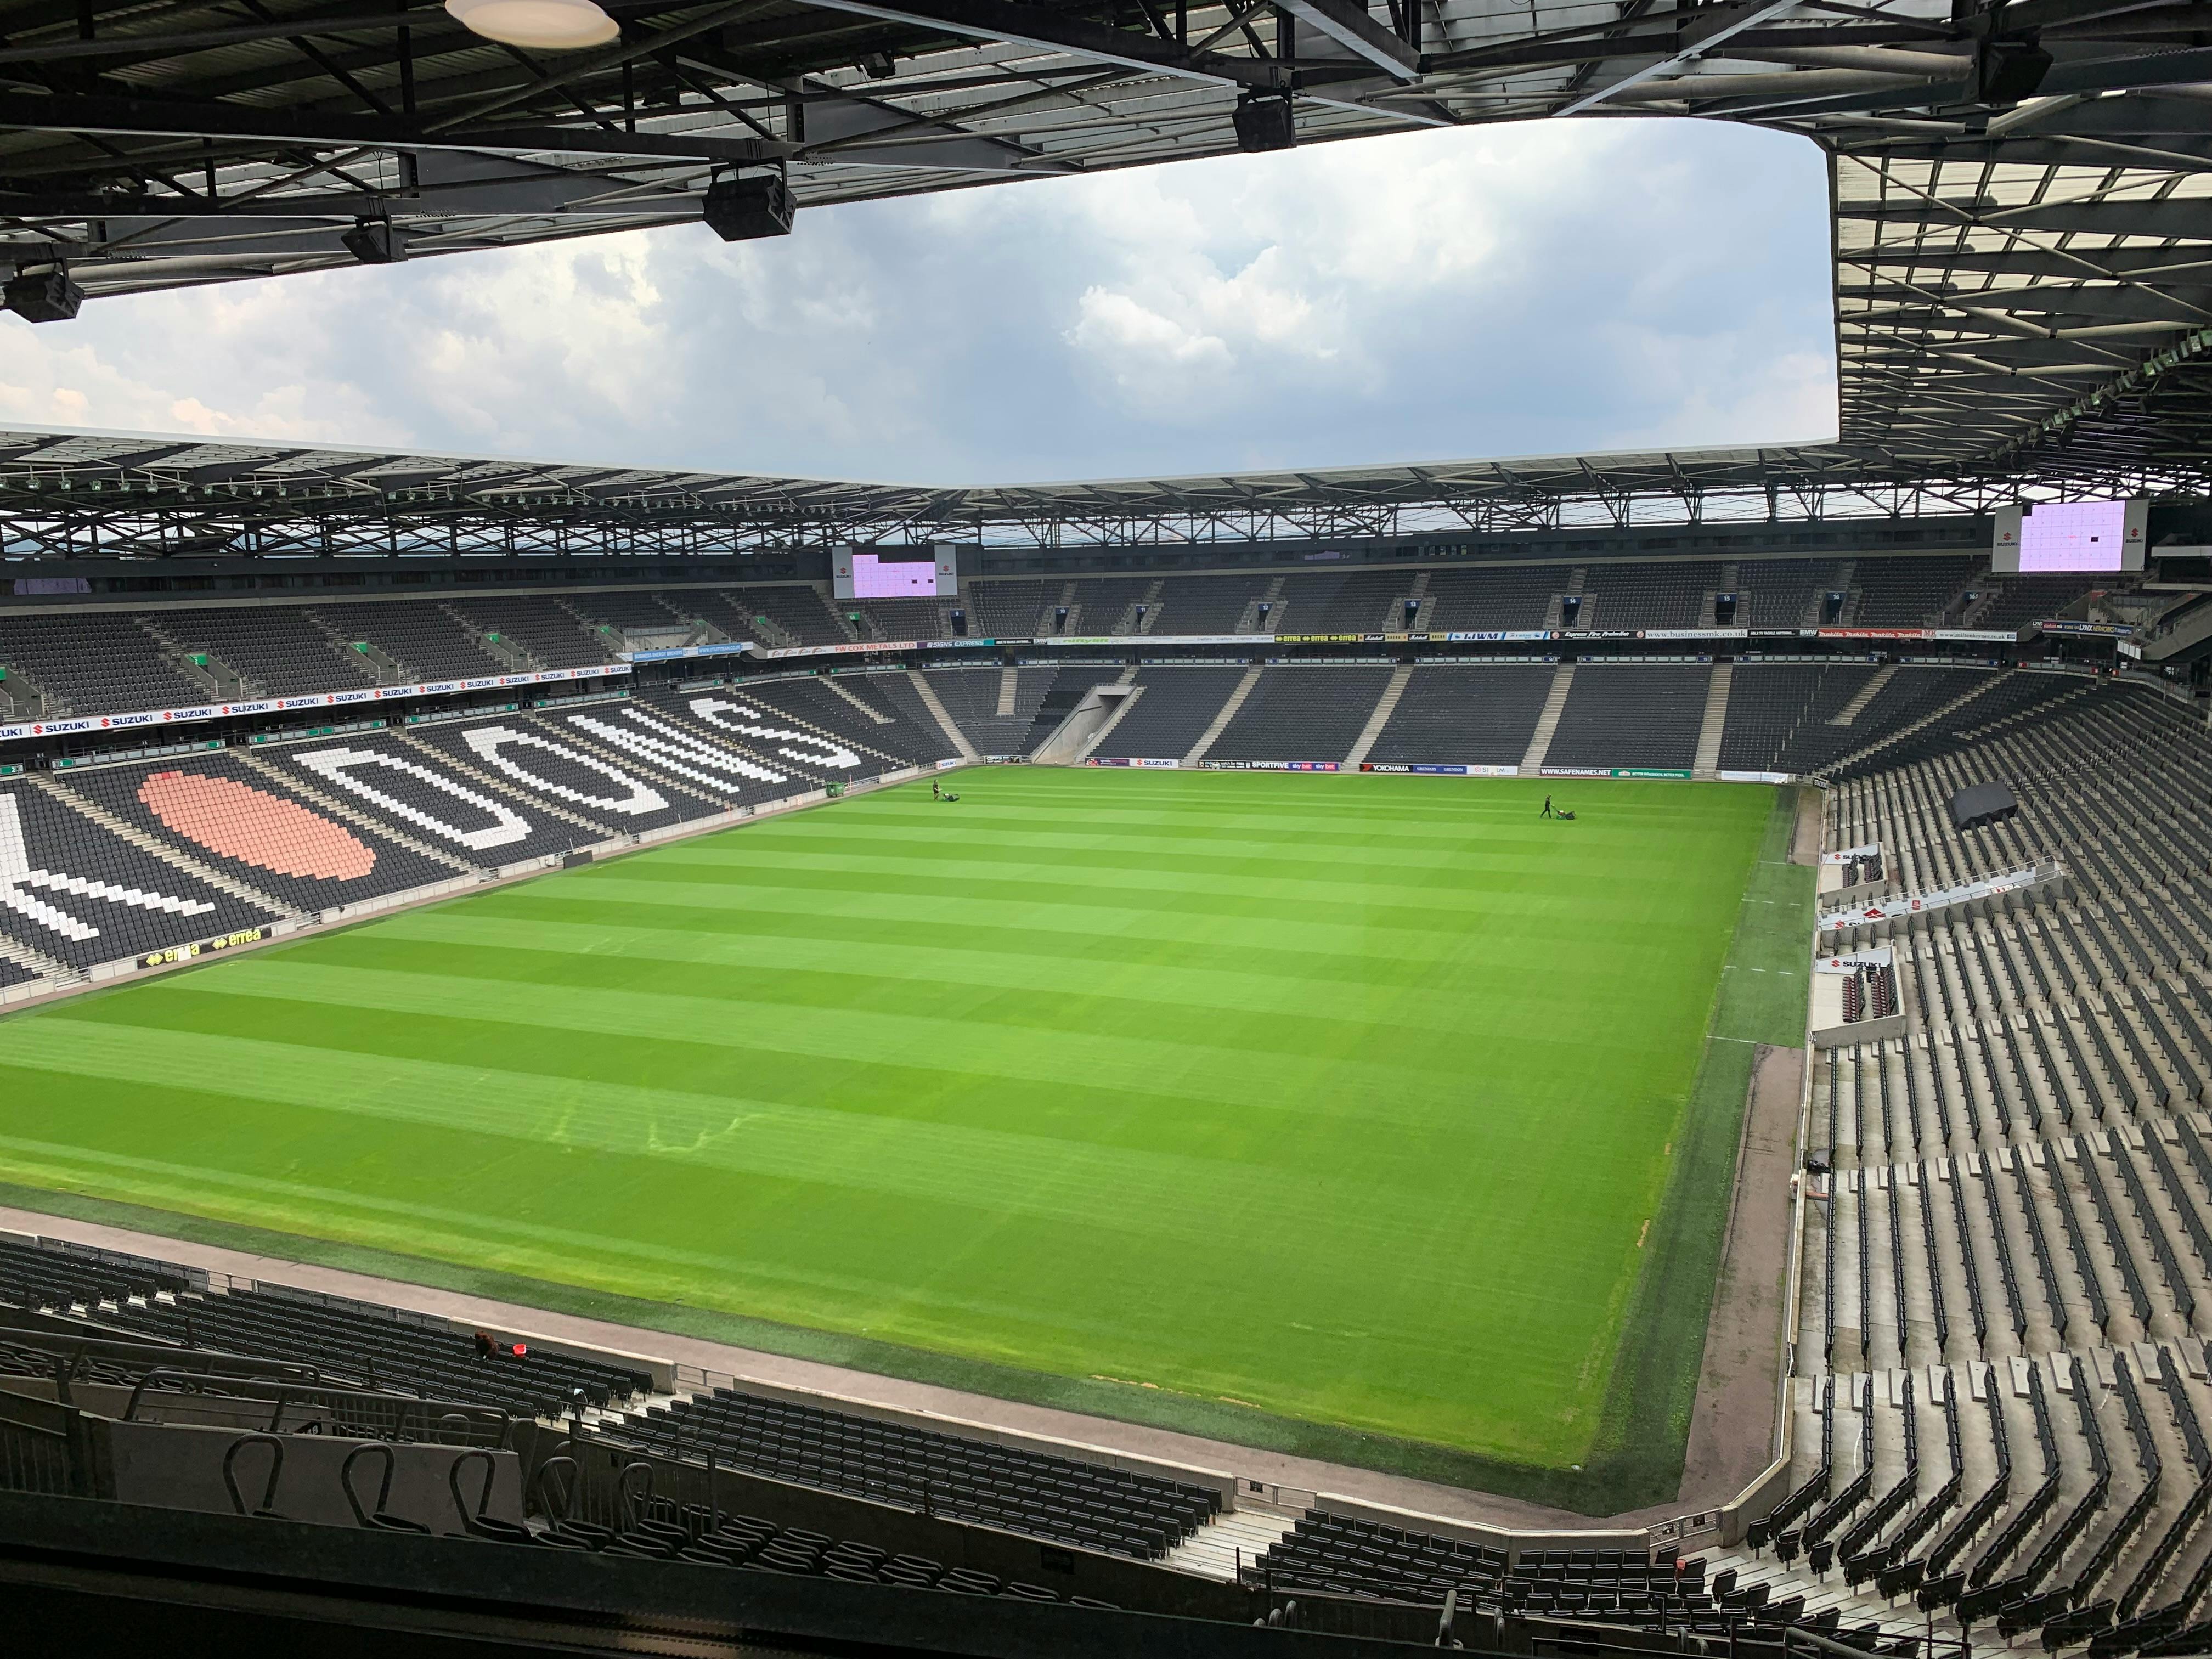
top-left (1233, 91), bottom-right (1297, 153)
top-left (444, 0), bottom-right (617, 50)
top-left (703, 168), bottom-right (797, 241)
top-left (4, 266), bottom-right (84, 323)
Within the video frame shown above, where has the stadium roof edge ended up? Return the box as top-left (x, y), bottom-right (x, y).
top-left (0, 416), bottom-right (2193, 556)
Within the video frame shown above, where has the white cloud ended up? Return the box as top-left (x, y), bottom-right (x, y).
top-left (0, 118), bottom-right (1837, 480)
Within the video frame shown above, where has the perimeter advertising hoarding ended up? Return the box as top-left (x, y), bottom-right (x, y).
top-left (139, 926), bottom-right (272, 970)
top-left (1358, 763), bottom-right (1521, 776)
top-left (1814, 947), bottom-right (1894, 975)
top-left (1540, 766), bottom-right (1695, 779)
top-left (1195, 760), bottom-right (1342, 771)
top-left (0, 663), bottom-right (631, 744)
top-left (1085, 757), bottom-right (1180, 768)
top-left (723, 623), bottom-right (2016, 667)
top-left (2035, 619), bottom-right (2134, 638)
top-left (1811, 628), bottom-right (2021, 643)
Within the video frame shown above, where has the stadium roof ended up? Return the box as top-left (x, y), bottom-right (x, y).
top-left (7, 2), bottom-right (2212, 494)
top-left (0, 421), bottom-right (2140, 556)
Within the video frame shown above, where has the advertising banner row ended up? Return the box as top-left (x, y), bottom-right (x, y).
top-left (631, 623), bottom-right (2033, 668)
top-left (1821, 842), bottom-right (1882, 866)
top-left (1195, 759), bottom-right (1342, 771)
top-left (1819, 864), bottom-right (2051, 931)
top-left (1358, 763), bottom-right (1522, 777)
top-left (1353, 763), bottom-right (1795, 783)
top-left (1085, 757), bottom-right (1182, 768)
top-left (138, 924), bottom-right (273, 971)
top-left (0, 663), bottom-right (633, 744)
top-left (1814, 947), bottom-right (1894, 975)
top-left (1539, 766), bottom-right (1695, 780)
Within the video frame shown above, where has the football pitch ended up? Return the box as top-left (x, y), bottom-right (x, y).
top-left (0, 768), bottom-right (1811, 1507)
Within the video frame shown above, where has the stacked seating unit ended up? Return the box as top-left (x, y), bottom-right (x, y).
top-left (1057, 577), bottom-right (1159, 635)
top-left (1841, 669), bottom-right (2090, 781)
top-left (1271, 571), bottom-right (1404, 633)
top-left (153, 606), bottom-right (373, 698)
top-left (1770, 666), bottom-right (1993, 778)
top-left (1249, 1521), bottom-right (1936, 1649)
top-left (1705, 685), bottom-right (2212, 1654)
top-left (534, 1493), bottom-right (1120, 1607)
top-left (597, 1386), bottom-right (1218, 1560)
top-left (1421, 565), bottom-right (1559, 631)
top-left (61, 753), bottom-right (459, 915)
top-left (713, 585), bottom-right (853, 646)
top-left (963, 578), bottom-right (1052, 637)
top-left (0, 1233), bottom-right (194, 1312)
top-left (1543, 664), bottom-right (1710, 770)
top-left (5, 1229), bottom-right (1160, 1608)
top-left (0, 610), bottom-right (206, 716)
top-left (1152, 574), bottom-right (1259, 635)
top-left (1977, 576), bottom-right (2104, 631)
top-left (916, 665), bottom-right (1034, 755)
top-left (730, 674), bottom-right (958, 768)
top-left (1850, 555), bottom-right (1981, 625)
top-left (90, 1283), bottom-right (652, 1419)
top-left (1580, 562), bottom-right (1724, 630)
top-left (1718, 664), bottom-right (1878, 774)
top-left (1362, 664), bottom-right (1555, 765)
top-left (1015, 666), bottom-right (1129, 754)
top-left (858, 595), bottom-right (952, 641)
top-left (1203, 667), bottom-right (1392, 763)
top-left (1740, 560), bottom-right (1850, 629)
top-left (0, 781), bottom-right (281, 970)
top-left (1091, 667), bottom-right (1247, 760)
top-left (323, 600), bottom-right (508, 681)
top-left (446, 596), bottom-right (604, 669)
top-left (572, 589), bottom-right (708, 640)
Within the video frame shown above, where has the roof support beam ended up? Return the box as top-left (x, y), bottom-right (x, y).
top-left (1273, 0), bottom-right (1418, 79)
top-left (1556, 0), bottom-right (1809, 116)
top-left (0, 92), bottom-right (793, 164)
top-left (786, 0), bottom-right (1290, 88)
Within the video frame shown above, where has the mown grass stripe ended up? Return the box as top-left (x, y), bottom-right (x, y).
top-left (0, 769), bottom-right (1786, 1492)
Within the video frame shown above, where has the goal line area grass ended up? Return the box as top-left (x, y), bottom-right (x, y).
top-left (0, 768), bottom-right (1813, 1512)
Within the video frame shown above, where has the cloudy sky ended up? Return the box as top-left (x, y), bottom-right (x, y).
top-left (0, 117), bottom-right (1836, 485)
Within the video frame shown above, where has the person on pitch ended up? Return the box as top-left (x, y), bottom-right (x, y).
top-left (932, 779), bottom-right (942, 801)
top-left (1541, 793), bottom-right (1554, 819)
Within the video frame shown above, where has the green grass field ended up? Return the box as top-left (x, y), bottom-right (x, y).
top-left (0, 769), bottom-right (1811, 1509)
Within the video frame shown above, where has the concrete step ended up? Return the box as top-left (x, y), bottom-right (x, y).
top-left (1694, 662), bottom-right (1733, 773)
top-left (1344, 663), bottom-right (1414, 769)
top-left (1165, 1503), bottom-right (1302, 1582)
top-left (1183, 666), bottom-right (1263, 765)
top-left (1521, 663), bottom-right (1576, 770)
top-left (904, 669), bottom-right (980, 760)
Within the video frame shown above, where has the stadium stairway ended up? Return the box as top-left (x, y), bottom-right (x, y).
top-left (1342, 664), bottom-right (1413, 769)
top-left (1182, 666), bottom-right (1262, 765)
top-left (1824, 673), bottom-right (2012, 778)
top-left (1163, 1502), bottom-right (1304, 1582)
top-left (1521, 663), bottom-right (1575, 769)
top-left (1830, 664), bottom-right (1900, 727)
top-left (1694, 664), bottom-right (1733, 774)
top-left (904, 668), bottom-right (980, 760)
top-left (823, 676), bottom-right (897, 725)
